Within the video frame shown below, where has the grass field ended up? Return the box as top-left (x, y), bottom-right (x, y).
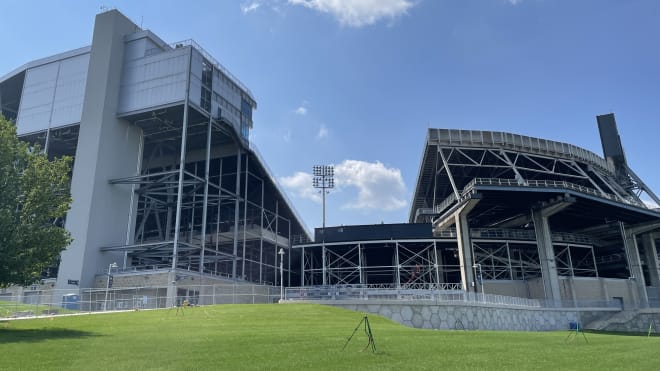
top-left (1, 304), bottom-right (658, 370)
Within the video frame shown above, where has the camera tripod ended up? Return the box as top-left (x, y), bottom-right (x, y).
top-left (342, 314), bottom-right (377, 353)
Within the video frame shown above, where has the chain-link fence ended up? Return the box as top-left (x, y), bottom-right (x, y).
top-left (0, 283), bottom-right (281, 319)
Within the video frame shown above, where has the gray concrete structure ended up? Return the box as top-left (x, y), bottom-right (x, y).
top-left (57, 10), bottom-right (142, 291)
top-left (0, 10), bottom-right (309, 305)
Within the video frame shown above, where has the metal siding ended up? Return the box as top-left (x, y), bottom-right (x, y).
top-left (316, 223), bottom-right (435, 243)
top-left (118, 47), bottom-right (188, 114)
top-left (16, 62), bottom-right (59, 134)
top-left (189, 75), bottom-right (201, 106)
top-left (123, 38), bottom-right (147, 62)
top-left (51, 54), bottom-right (89, 129)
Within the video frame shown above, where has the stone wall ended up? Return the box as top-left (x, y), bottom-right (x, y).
top-left (324, 300), bottom-right (615, 331)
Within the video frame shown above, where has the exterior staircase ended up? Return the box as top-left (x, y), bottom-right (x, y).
top-left (584, 310), bottom-right (638, 331)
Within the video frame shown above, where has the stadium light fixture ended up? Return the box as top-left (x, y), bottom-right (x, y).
top-left (312, 165), bottom-right (334, 285)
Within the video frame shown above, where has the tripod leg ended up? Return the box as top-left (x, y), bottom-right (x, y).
top-left (364, 316), bottom-right (377, 353)
top-left (343, 317), bottom-right (366, 350)
top-left (565, 329), bottom-right (576, 342)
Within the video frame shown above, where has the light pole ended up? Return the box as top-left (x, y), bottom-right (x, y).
top-left (472, 263), bottom-right (484, 302)
top-left (104, 262), bottom-right (118, 311)
top-left (278, 248), bottom-right (285, 302)
top-left (312, 165), bottom-right (334, 285)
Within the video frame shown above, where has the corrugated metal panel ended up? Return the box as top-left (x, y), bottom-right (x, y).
top-left (189, 76), bottom-right (201, 107)
top-left (118, 47), bottom-right (188, 114)
top-left (51, 54), bottom-right (89, 129)
top-left (17, 62), bottom-right (58, 134)
top-left (17, 53), bottom-right (89, 135)
top-left (315, 223), bottom-right (434, 243)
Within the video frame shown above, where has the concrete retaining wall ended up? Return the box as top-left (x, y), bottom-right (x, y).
top-left (324, 300), bottom-right (615, 331)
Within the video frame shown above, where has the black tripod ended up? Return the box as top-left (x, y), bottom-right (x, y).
top-left (343, 315), bottom-right (377, 353)
top-left (565, 322), bottom-right (588, 344)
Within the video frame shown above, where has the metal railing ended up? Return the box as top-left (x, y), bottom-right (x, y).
top-left (435, 177), bottom-right (646, 219)
top-left (428, 129), bottom-right (613, 173)
top-left (170, 39), bottom-right (254, 100)
top-left (284, 285), bottom-right (623, 309)
top-left (469, 178), bottom-right (645, 208)
top-left (0, 284), bottom-right (281, 319)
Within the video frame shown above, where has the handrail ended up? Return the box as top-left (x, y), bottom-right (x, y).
top-left (170, 39), bottom-right (255, 101)
top-left (460, 177), bottom-right (645, 208)
top-left (427, 129), bottom-right (613, 174)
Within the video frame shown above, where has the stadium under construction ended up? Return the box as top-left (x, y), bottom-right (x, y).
top-left (1, 10), bottom-right (660, 319)
top-left (292, 115), bottom-right (660, 310)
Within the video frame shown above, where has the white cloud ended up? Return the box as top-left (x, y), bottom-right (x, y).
top-left (280, 171), bottom-right (322, 202)
top-left (288, 0), bottom-right (415, 27)
top-left (335, 160), bottom-right (407, 210)
top-left (294, 106), bottom-right (308, 115)
top-left (507, 0), bottom-right (523, 5)
top-left (642, 198), bottom-right (660, 210)
top-left (280, 159), bottom-right (407, 211)
top-left (317, 124), bottom-right (329, 139)
top-left (241, 1), bottom-right (262, 14)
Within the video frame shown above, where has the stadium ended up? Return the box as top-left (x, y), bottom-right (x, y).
top-left (293, 121), bottom-right (660, 307)
top-left (2, 9), bottom-right (660, 331)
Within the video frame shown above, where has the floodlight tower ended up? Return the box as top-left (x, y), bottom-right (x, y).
top-left (313, 165), bottom-right (334, 285)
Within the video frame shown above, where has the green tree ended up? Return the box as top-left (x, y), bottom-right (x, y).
top-left (0, 115), bottom-right (72, 287)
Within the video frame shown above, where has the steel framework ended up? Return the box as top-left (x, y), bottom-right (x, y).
top-left (295, 228), bottom-right (599, 289)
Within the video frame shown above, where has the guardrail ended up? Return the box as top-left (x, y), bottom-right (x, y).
top-left (428, 129), bottom-right (612, 173)
top-left (434, 177), bottom-right (646, 219)
top-left (284, 285), bottom-right (622, 309)
top-left (469, 178), bottom-right (645, 208)
top-left (170, 39), bottom-right (254, 100)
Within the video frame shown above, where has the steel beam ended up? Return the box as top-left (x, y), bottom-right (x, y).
top-left (530, 198), bottom-right (575, 302)
top-left (454, 199), bottom-right (480, 291)
top-left (619, 221), bottom-right (649, 306)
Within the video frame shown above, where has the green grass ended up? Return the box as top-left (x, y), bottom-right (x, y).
top-left (1, 304), bottom-right (658, 370)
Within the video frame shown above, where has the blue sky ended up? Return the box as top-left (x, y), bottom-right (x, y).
top-left (2, 0), bottom-right (659, 232)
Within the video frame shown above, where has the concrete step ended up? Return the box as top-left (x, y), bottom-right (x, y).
top-left (584, 310), bottom-right (638, 330)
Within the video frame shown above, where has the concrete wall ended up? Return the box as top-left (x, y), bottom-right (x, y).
top-left (481, 280), bottom-right (529, 298)
top-left (602, 278), bottom-right (637, 309)
top-left (527, 277), bottom-right (545, 299)
top-left (326, 300), bottom-right (614, 331)
top-left (56, 10), bottom-right (143, 290)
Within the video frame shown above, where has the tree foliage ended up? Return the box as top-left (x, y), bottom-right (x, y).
top-left (0, 116), bottom-right (72, 287)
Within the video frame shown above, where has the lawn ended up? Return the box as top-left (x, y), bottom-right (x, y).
top-left (0, 304), bottom-right (658, 370)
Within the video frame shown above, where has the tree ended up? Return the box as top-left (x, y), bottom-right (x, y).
top-left (0, 115), bottom-right (72, 287)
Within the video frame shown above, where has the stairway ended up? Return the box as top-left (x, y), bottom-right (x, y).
top-left (584, 310), bottom-right (638, 330)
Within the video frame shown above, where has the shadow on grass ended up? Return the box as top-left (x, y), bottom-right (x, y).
top-left (0, 327), bottom-right (100, 343)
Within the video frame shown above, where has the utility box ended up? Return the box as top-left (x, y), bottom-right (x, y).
top-left (62, 294), bottom-right (80, 310)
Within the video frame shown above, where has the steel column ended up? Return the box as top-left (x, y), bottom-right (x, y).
top-left (242, 155), bottom-right (249, 279)
top-left (232, 151), bottom-right (242, 280)
top-left (199, 115), bottom-right (212, 275)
